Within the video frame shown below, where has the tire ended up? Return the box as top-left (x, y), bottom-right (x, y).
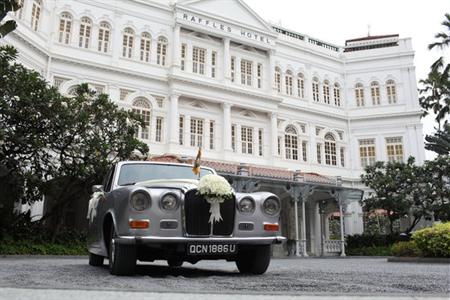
top-left (108, 225), bottom-right (136, 276)
top-left (167, 260), bottom-right (183, 267)
top-left (236, 245), bottom-right (271, 275)
top-left (88, 252), bottom-right (104, 266)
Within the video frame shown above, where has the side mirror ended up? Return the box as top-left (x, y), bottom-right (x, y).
top-left (92, 185), bottom-right (104, 193)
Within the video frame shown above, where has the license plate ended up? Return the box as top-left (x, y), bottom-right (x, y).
top-left (187, 243), bottom-right (237, 255)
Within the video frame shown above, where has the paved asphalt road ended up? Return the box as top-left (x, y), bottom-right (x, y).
top-left (0, 257), bottom-right (448, 299)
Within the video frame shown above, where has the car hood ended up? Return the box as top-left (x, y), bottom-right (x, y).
top-left (134, 179), bottom-right (199, 191)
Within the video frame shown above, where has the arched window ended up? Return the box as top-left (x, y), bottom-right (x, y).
top-left (157, 36), bottom-right (167, 66)
top-left (285, 70), bottom-right (293, 95)
top-left (386, 80), bottom-right (397, 103)
top-left (274, 67), bottom-right (281, 93)
top-left (312, 77), bottom-right (320, 102)
top-left (97, 22), bottom-right (111, 53)
top-left (355, 83), bottom-right (364, 107)
top-left (297, 73), bottom-right (305, 98)
top-left (370, 81), bottom-right (380, 105)
top-left (79, 17), bottom-right (92, 48)
top-left (324, 133), bottom-right (337, 166)
top-left (284, 125), bottom-right (298, 160)
top-left (323, 80), bottom-right (330, 104)
top-left (334, 83), bottom-right (341, 106)
top-left (132, 97), bottom-right (151, 140)
top-left (31, 0), bottom-right (41, 31)
top-left (58, 12), bottom-right (72, 44)
top-left (140, 32), bottom-right (151, 62)
top-left (67, 85), bottom-right (78, 96)
top-left (122, 27), bottom-right (134, 58)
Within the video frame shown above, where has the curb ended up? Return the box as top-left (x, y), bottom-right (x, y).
top-left (387, 256), bottom-right (450, 263)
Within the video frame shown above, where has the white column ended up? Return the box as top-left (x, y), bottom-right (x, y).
top-left (339, 201), bottom-right (346, 257)
top-left (223, 38), bottom-right (230, 82)
top-left (223, 103), bottom-right (232, 151)
top-left (172, 25), bottom-right (180, 68)
top-left (169, 94), bottom-right (179, 144)
top-left (185, 115), bottom-right (191, 147)
top-left (268, 49), bottom-right (275, 94)
top-left (294, 199), bottom-right (300, 257)
top-left (111, 16), bottom-right (122, 63)
top-left (301, 199), bottom-right (309, 257)
top-left (236, 124), bottom-right (242, 154)
top-left (270, 112), bottom-right (278, 158)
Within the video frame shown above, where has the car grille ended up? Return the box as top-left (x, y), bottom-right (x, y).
top-left (184, 189), bottom-right (235, 236)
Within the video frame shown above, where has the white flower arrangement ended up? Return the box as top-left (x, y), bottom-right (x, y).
top-left (197, 174), bottom-right (233, 224)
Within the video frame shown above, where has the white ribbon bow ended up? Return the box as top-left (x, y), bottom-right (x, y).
top-left (206, 196), bottom-right (224, 224)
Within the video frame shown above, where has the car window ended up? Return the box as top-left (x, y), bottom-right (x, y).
top-left (102, 168), bottom-right (112, 189)
top-left (105, 165), bottom-right (116, 192)
top-left (117, 164), bottom-right (213, 186)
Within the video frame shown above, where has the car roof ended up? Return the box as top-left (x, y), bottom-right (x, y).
top-left (116, 161), bottom-right (216, 173)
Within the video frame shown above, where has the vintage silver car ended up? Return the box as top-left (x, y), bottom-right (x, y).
top-left (87, 161), bottom-right (285, 275)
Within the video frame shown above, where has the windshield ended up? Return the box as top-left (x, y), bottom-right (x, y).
top-left (117, 164), bottom-right (214, 185)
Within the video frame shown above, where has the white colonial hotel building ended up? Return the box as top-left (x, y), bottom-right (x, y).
top-left (5, 0), bottom-right (425, 254)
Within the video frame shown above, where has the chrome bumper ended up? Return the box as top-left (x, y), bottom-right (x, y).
top-left (115, 235), bottom-right (286, 245)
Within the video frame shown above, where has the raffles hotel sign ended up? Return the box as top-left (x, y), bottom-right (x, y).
top-left (178, 12), bottom-right (275, 46)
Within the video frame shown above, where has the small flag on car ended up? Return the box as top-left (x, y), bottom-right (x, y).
top-left (192, 147), bottom-right (202, 177)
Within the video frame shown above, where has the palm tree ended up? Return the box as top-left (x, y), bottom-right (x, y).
top-left (425, 124), bottom-right (450, 155)
top-left (428, 13), bottom-right (450, 50)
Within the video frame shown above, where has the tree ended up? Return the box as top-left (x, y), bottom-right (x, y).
top-left (0, 45), bottom-right (149, 235)
top-left (0, 0), bottom-right (22, 38)
top-left (419, 13), bottom-right (450, 155)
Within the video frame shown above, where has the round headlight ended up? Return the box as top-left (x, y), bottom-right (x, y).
top-left (238, 197), bottom-right (255, 214)
top-left (263, 197), bottom-right (281, 216)
top-left (161, 193), bottom-right (179, 211)
top-left (130, 191), bottom-right (150, 211)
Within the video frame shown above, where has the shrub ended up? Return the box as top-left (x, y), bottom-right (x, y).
top-left (412, 222), bottom-right (450, 258)
top-left (346, 246), bottom-right (392, 256)
top-left (391, 241), bottom-right (421, 257)
top-left (346, 233), bottom-right (402, 249)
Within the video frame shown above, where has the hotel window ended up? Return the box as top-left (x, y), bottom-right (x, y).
top-left (371, 81), bottom-right (380, 105)
top-left (231, 124), bottom-right (236, 152)
top-left (241, 126), bottom-right (253, 154)
top-left (323, 80), bottom-right (330, 104)
top-left (157, 36), bottom-right (167, 66)
top-left (58, 12), bottom-right (72, 44)
top-left (140, 32), bottom-right (151, 62)
top-left (386, 80), bottom-right (397, 104)
top-left (16, 0), bottom-right (24, 19)
top-left (334, 83), bottom-right (341, 106)
top-left (180, 43), bottom-right (187, 71)
top-left (340, 147), bottom-right (345, 167)
top-left (131, 97), bottom-right (151, 140)
top-left (312, 77), bottom-right (320, 102)
top-left (179, 115), bottom-right (184, 145)
top-left (355, 83), bottom-right (365, 107)
top-left (316, 143), bottom-right (322, 164)
top-left (302, 141), bottom-right (307, 162)
top-left (155, 117), bottom-right (163, 142)
top-left (241, 60), bottom-right (252, 86)
top-left (79, 17), bottom-right (92, 48)
top-left (359, 139), bottom-right (376, 168)
top-left (324, 133), bottom-right (337, 166)
top-left (98, 22), bottom-right (111, 53)
top-left (193, 47), bottom-right (206, 75)
top-left (284, 125), bottom-right (298, 160)
top-left (122, 27), bottom-right (134, 58)
top-left (209, 121), bottom-right (215, 150)
top-left (211, 51), bottom-right (217, 78)
top-left (257, 63), bottom-right (263, 89)
top-left (231, 57), bottom-right (236, 82)
top-left (31, 0), bottom-right (41, 31)
top-left (190, 118), bottom-right (203, 148)
top-left (285, 71), bottom-right (293, 95)
top-left (275, 67), bottom-right (281, 92)
top-left (386, 137), bottom-right (403, 162)
top-left (258, 129), bottom-right (263, 156)
top-left (297, 73), bottom-right (305, 98)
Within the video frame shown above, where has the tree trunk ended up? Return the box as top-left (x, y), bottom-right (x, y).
top-left (405, 216), bottom-right (421, 234)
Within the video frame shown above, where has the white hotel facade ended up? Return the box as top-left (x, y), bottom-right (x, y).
top-left (5, 0), bottom-right (425, 255)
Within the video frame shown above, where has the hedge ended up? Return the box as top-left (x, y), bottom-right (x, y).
top-left (412, 222), bottom-right (450, 258)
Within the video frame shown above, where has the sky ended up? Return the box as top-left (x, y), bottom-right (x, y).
top-left (245, 0), bottom-right (449, 160)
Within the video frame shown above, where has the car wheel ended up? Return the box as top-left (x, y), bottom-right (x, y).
top-left (88, 252), bottom-right (104, 266)
top-left (167, 259), bottom-right (183, 267)
top-left (236, 245), bottom-right (271, 275)
top-left (108, 225), bottom-right (136, 276)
